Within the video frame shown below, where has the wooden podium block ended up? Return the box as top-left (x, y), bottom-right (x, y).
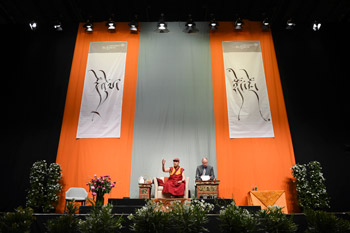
top-left (248, 190), bottom-right (288, 213)
top-left (138, 183), bottom-right (152, 199)
top-left (195, 180), bottom-right (220, 198)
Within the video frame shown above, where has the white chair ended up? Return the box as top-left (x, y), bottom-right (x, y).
top-left (153, 177), bottom-right (189, 198)
top-left (64, 187), bottom-right (88, 213)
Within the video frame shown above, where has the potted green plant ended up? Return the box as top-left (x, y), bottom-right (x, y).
top-left (219, 201), bottom-right (257, 233)
top-left (128, 199), bottom-right (171, 233)
top-left (26, 160), bottom-right (62, 212)
top-left (47, 200), bottom-right (80, 233)
top-left (79, 204), bottom-right (123, 233)
top-left (0, 206), bottom-right (35, 233)
top-left (304, 209), bottom-right (350, 233)
top-left (170, 199), bottom-right (214, 233)
top-left (255, 205), bottom-right (297, 233)
top-left (291, 161), bottom-right (330, 211)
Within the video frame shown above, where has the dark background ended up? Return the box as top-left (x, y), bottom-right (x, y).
top-left (0, 24), bottom-right (77, 211)
top-left (0, 20), bottom-right (349, 212)
top-left (273, 24), bottom-right (350, 211)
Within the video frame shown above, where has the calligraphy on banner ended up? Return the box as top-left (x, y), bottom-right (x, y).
top-left (222, 41), bottom-right (274, 138)
top-left (77, 41), bottom-right (127, 138)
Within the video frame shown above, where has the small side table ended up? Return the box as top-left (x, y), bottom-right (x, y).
top-left (248, 190), bottom-right (288, 213)
top-left (138, 183), bottom-right (152, 199)
top-left (195, 180), bottom-right (220, 198)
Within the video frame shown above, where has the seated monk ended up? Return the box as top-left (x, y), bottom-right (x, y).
top-left (161, 158), bottom-right (185, 197)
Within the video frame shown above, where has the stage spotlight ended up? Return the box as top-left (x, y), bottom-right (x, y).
top-left (106, 18), bottom-right (116, 31)
top-left (129, 15), bottom-right (138, 33)
top-left (286, 18), bottom-right (296, 30)
top-left (29, 20), bottom-right (37, 31)
top-left (83, 20), bottom-right (93, 32)
top-left (262, 18), bottom-right (270, 30)
top-left (234, 18), bottom-right (244, 30)
top-left (209, 14), bottom-right (218, 30)
top-left (129, 21), bottom-right (138, 32)
top-left (312, 20), bottom-right (321, 31)
top-left (185, 14), bottom-right (198, 33)
top-left (54, 20), bottom-right (63, 31)
top-left (157, 13), bottom-right (169, 33)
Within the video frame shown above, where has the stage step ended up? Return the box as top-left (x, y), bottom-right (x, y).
top-left (108, 198), bottom-right (147, 206)
top-left (79, 205), bottom-right (143, 214)
top-left (79, 198), bottom-right (261, 214)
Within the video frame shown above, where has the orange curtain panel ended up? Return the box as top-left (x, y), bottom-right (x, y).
top-left (55, 22), bottom-right (139, 212)
top-left (210, 21), bottom-right (297, 213)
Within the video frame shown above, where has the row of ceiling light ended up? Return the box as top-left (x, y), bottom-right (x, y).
top-left (28, 14), bottom-right (322, 32)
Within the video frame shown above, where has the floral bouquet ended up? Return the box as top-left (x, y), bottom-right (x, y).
top-left (86, 174), bottom-right (116, 206)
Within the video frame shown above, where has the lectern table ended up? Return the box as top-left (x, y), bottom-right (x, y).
top-left (195, 180), bottom-right (220, 198)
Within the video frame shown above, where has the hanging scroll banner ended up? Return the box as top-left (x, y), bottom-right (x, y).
top-left (223, 41), bottom-right (274, 138)
top-left (77, 41), bottom-right (127, 138)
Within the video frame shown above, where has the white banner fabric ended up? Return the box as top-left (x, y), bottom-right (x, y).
top-left (223, 41), bottom-right (274, 138)
top-left (76, 42), bottom-right (127, 138)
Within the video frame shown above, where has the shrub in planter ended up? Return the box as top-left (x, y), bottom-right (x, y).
top-left (47, 201), bottom-right (80, 233)
top-left (291, 161), bottom-right (330, 210)
top-left (79, 204), bottom-right (123, 233)
top-left (255, 206), bottom-right (297, 233)
top-left (219, 201), bottom-right (257, 233)
top-left (304, 209), bottom-right (350, 233)
top-left (128, 200), bottom-right (171, 233)
top-left (0, 206), bottom-right (35, 233)
top-left (170, 199), bottom-right (214, 233)
top-left (26, 160), bottom-right (62, 212)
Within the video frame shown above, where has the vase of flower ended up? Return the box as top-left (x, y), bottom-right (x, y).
top-left (87, 174), bottom-right (116, 206)
top-left (95, 193), bottom-right (104, 206)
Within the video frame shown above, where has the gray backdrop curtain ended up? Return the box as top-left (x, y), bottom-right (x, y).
top-left (130, 22), bottom-right (217, 197)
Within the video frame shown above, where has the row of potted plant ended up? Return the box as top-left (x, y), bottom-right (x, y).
top-left (0, 202), bottom-right (122, 233)
top-left (128, 199), bottom-right (299, 233)
top-left (2, 200), bottom-right (350, 233)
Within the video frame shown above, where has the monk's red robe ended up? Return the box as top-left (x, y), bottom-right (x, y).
top-left (162, 166), bottom-right (185, 196)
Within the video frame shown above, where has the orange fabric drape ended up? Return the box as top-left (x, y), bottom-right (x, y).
top-left (210, 21), bottom-right (297, 213)
top-left (55, 22), bottom-right (139, 213)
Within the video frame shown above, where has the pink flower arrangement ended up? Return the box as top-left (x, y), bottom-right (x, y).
top-left (86, 174), bottom-right (116, 198)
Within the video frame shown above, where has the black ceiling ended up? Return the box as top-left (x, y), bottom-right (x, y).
top-left (1, 0), bottom-right (349, 29)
